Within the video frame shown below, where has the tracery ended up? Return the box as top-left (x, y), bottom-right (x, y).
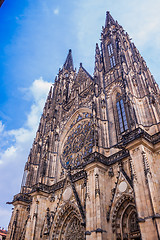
top-left (61, 112), bottom-right (94, 169)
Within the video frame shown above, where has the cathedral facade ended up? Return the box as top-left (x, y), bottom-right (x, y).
top-left (7, 12), bottom-right (160, 240)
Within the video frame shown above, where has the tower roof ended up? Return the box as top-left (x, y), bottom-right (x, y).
top-left (105, 11), bottom-right (116, 27)
top-left (63, 49), bottom-right (74, 71)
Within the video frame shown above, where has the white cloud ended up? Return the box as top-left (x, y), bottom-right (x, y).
top-left (0, 146), bottom-right (17, 165)
top-left (53, 8), bottom-right (59, 15)
top-left (0, 77), bottom-right (52, 166)
top-left (3, 146), bottom-right (16, 158)
top-left (30, 77), bottom-right (52, 103)
top-left (27, 77), bottom-right (52, 129)
top-left (0, 77), bottom-right (52, 228)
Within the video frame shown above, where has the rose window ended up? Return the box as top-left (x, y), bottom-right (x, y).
top-left (61, 120), bottom-right (94, 169)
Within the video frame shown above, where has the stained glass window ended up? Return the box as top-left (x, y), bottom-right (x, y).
top-left (107, 43), bottom-right (116, 68)
top-left (107, 43), bottom-right (113, 56)
top-left (61, 118), bottom-right (94, 169)
top-left (110, 56), bottom-right (116, 68)
top-left (116, 96), bottom-right (128, 133)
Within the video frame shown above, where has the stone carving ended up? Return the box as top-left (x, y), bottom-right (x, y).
top-left (129, 157), bottom-right (137, 181)
top-left (95, 173), bottom-right (100, 196)
top-left (49, 193), bottom-right (55, 202)
top-left (142, 150), bottom-right (152, 182)
top-left (43, 208), bottom-right (51, 236)
top-left (60, 168), bottom-right (64, 179)
top-left (108, 167), bottom-right (114, 177)
top-left (85, 174), bottom-right (90, 200)
top-left (65, 217), bottom-right (85, 240)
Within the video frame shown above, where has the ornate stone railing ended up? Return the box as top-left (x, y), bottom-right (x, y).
top-left (107, 149), bottom-right (129, 165)
top-left (82, 150), bottom-right (129, 167)
top-left (9, 193), bottom-right (32, 204)
top-left (121, 127), bottom-right (160, 145)
top-left (152, 131), bottom-right (160, 144)
top-left (71, 170), bottom-right (87, 182)
top-left (9, 170), bottom-right (87, 204)
top-left (30, 180), bottom-right (65, 194)
top-left (50, 179), bottom-right (65, 192)
top-left (31, 182), bottom-right (51, 193)
top-left (82, 152), bottom-right (108, 166)
top-left (31, 170), bottom-right (86, 194)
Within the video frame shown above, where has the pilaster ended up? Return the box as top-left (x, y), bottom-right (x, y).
top-left (85, 162), bottom-right (107, 240)
top-left (25, 191), bottom-right (49, 240)
top-left (129, 141), bottom-right (159, 240)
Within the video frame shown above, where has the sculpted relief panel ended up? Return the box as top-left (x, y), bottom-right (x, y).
top-left (65, 217), bottom-right (85, 240)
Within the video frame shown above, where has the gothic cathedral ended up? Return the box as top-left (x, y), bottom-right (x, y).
top-left (7, 12), bottom-right (160, 240)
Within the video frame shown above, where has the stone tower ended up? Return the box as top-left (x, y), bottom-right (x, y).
top-left (7, 12), bottom-right (160, 240)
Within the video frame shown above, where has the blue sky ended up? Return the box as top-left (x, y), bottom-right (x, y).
top-left (0, 0), bottom-right (160, 229)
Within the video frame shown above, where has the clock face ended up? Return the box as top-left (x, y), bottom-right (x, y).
top-left (61, 119), bottom-right (94, 169)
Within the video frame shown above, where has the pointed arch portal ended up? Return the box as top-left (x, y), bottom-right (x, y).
top-left (112, 195), bottom-right (141, 240)
top-left (50, 203), bottom-right (85, 240)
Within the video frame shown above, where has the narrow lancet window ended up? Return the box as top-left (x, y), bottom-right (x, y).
top-left (107, 43), bottom-right (116, 68)
top-left (21, 170), bottom-right (28, 192)
top-left (110, 56), bottom-right (116, 68)
top-left (107, 43), bottom-right (113, 56)
top-left (116, 94), bottom-right (128, 133)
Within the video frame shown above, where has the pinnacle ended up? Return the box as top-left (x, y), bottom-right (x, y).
top-left (105, 11), bottom-right (116, 27)
top-left (63, 49), bottom-right (74, 71)
top-left (47, 86), bottom-right (52, 100)
top-left (95, 43), bottom-right (100, 55)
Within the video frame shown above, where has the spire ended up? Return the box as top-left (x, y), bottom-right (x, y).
top-left (63, 49), bottom-right (74, 71)
top-left (105, 11), bottom-right (116, 27)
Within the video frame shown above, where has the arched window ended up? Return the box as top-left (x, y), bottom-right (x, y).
top-left (116, 93), bottom-right (128, 133)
